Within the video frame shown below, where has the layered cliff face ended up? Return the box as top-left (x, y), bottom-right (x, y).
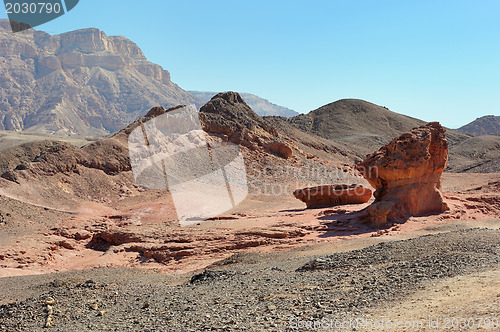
top-left (0, 20), bottom-right (202, 136)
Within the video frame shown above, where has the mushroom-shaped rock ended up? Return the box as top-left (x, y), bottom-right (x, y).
top-left (356, 122), bottom-right (449, 225)
top-left (293, 184), bottom-right (372, 209)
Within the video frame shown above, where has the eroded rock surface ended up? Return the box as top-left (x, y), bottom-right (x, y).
top-left (0, 20), bottom-right (201, 135)
top-left (356, 122), bottom-right (449, 225)
top-left (293, 184), bottom-right (372, 208)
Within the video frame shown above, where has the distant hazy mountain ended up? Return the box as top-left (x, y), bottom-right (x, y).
top-left (189, 91), bottom-right (298, 118)
top-left (458, 115), bottom-right (500, 136)
top-left (0, 20), bottom-right (203, 136)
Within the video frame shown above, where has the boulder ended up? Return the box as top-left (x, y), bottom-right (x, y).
top-left (263, 141), bottom-right (293, 159)
top-left (293, 184), bottom-right (372, 208)
top-left (356, 122), bottom-right (449, 225)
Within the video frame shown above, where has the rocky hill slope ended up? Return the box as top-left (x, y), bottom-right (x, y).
top-left (448, 135), bottom-right (500, 173)
top-left (276, 99), bottom-right (499, 172)
top-left (198, 92), bottom-right (357, 165)
top-left (0, 20), bottom-right (202, 136)
top-left (0, 92), bottom-right (499, 288)
top-left (458, 115), bottom-right (500, 136)
top-left (0, 92), bottom-right (357, 214)
top-left (190, 91), bottom-right (298, 117)
top-left (287, 99), bottom-right (426, 156)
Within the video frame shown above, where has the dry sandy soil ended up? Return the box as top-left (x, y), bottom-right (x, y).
top-left (0, 172), bottom-right (498, 277)
top-left (0, 130), bottom-right (95, 151)
top-left (0, 171), bottom-right (499, 330)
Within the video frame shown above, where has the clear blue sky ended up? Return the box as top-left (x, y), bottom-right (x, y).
top-left (2, 0), bottom-right (499, 128)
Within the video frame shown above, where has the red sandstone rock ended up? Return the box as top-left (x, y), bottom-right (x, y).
top-left (356, 122), bottom-right (449, 225)
top-left (263, 141), bottom-right (293, 159)
top-left (293, 184), bottom-right (372, 209)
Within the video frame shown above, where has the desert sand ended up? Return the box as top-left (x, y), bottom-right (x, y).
top-left (0, 166), bottom-right (499, 330)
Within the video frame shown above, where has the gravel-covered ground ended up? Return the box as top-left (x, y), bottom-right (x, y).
top-left (1, 228), bottom-right (499, 331)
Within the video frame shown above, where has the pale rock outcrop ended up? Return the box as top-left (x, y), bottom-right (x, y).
top-left (356, 122), bottom-right (449, 225)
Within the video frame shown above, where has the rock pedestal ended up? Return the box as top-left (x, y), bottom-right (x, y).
top-left (356, 122), bottom-right (449, 225)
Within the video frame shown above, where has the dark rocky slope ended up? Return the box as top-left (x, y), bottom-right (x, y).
top-left (458, 115), bottom-right (500, 136)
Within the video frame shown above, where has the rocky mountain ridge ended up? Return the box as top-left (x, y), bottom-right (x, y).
top-left (287, 99), bottom-right (426, 155)
top-left (275, 99), bottom-right (499, 173)
top-left (190, 91), bottom-right (298, 118)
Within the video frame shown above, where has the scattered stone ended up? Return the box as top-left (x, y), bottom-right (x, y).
top-left (0, 229), bottom-right (498, 330)
top-left (74, 230), bottom-right (92, 240)
top-left (190, 270), bottom-right (234, 284)
top-left (57, 239), bottom-right (77, 250)
top-left (45, 316), bottom-right (53, 328)
top-left (267, 304), bottom-right (277, 311)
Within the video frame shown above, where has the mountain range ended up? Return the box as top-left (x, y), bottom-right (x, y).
top-left (0, 20), bottom-right (202, 136)
top-left (0, 22), bottom-right (498, 173)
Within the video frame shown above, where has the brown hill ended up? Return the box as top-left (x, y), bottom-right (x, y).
top-left (0, 20), bottom-right (202, 136)
top-left (199, 92), bottom-right (358, 164)
top-left (446, 135), bottom-right (500, 173)
top-left (1, 94), bottom-right (497, 204)
top-left (458, 115), bottom-right (500, 136)
top-left (288, 99), bottom-right (425, 156)
top-left (0, 105), bottom-right (175, 211)
top-left (0, 92), bottom-right (497, 206)
top-left (283, 99), bottom-right (499, 172)
top-left (199, 92), bottom-right (279, 145)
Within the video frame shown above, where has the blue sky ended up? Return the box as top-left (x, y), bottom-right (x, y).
top-left (2, 0), bottom-right (499, 128)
